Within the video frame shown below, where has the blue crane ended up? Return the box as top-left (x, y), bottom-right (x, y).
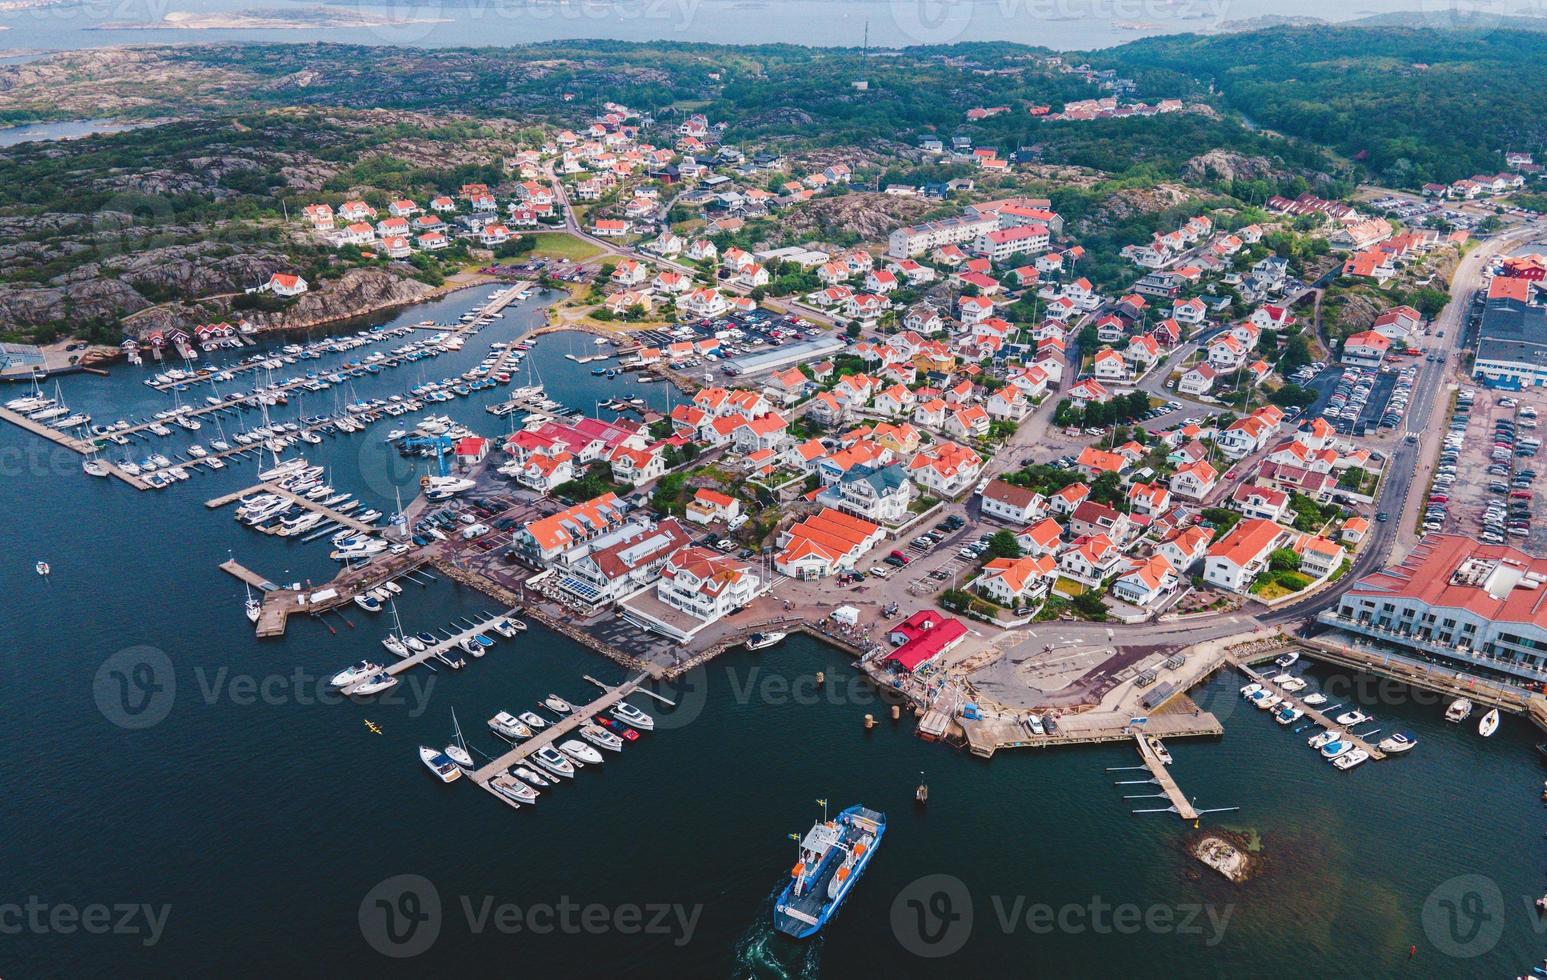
top-left (400, 434), bottom-right (455, 478)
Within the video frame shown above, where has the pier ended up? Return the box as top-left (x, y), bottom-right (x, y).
top-left (343, 609), bottom-right (522, 691)
top-left (0, 406), bottom-right (150, 490)
top-left (205, 480), bottom-right (376, 534)
top-left (1127, 734), bottom-right (1199, 821)
top-left (219, 559), bottom-right (279, 592)
top-left (468, 672), bottom-right (653, 786)
top-left (1232, 659), bottom-right (1387, 761)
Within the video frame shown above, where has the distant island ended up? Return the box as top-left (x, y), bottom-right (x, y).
top-left (91, 7), bottom-right (449, 31)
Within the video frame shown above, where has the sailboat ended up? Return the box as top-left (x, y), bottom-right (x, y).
top-left (244, 582), bottom-right (261, 624)
top-left (444, 708), bottom-right (475, 770)
top-left (1479, 708), bottom-right (1500, 737)
top-left (381, 601), bottom-right (412, 657)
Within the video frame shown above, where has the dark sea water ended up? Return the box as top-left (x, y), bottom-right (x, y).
top-left (3, 286), bottom-right (1547, 977)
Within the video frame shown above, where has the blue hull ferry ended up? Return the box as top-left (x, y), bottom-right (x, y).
top-left (772, 804), bottom-right (886, 939)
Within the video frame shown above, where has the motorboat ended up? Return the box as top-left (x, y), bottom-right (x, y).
top-left (518, 711), bottom-right (548, 730)
top-left (352, 672), bottom-right (398, 696)
top-left (493, 618), bottom-right (526, 638)
top-left (1321, 740), bottom-right (1353, 760)
top-left (1277, 677), bottom-right (1308, 693)
top-left (613, 702), bottom-right (654, 731)
top-left (1378, 732), bottom-right (1419, 754)
top-left (595, 716), bottom-right (641, 741)
top-left (1332, 748), bottom-right (1369, 771)
top-left (1275, 706), bottom-right (1305, 725)
top-left (491, 774), bottom-right (539, 805)
top-left (514, 765), bottom-right (550, 788)
top-left (745, 631), bottom-right (787, 651)
top-left (1302, 692), bottom-right (1328, 707)
top-left (579, 723), bottom-right (625, 752)
top-left (1308, 729), bottom-right (1341, 750)
top-left (353, 593), bottom-right (383, 613)
top-left (415, 632), bottom-right (437, 650)
top-left (543, 694), bottom-right (574, 715)
top-left (489, 711), bottom-right (533, 740)
top-left (1258, 693), bottom-right (1282, 711)
top-left (403, 633), bottom-right (426, 653)
top-left (1275, 651), bottom-right (1300, 668)
top-left (419, 746), bottom-right (462, 783)
top-left (437, 648), bottom-right (466, 670)
top-left (533, 745), bottom-right (576, 778)
top-left (1145, 736), bottom-right (1172, 765)
top-left (1240, 683), bottom-right (1262, 698)
top-left (1335, 709), bottom-right (1370, 726)
top-left (1479, 708), bottom-right (1500, 737)
top-left (458, 636), bottom-right (483, 657)
top-left (1446, 698), bottom-right (1474, 723)
top-left (473, 633), bottom-right (495, 652)
top-left (559, 739), bottom-right (603, 766)
top-left (330, 661), bottom-right (383, 688)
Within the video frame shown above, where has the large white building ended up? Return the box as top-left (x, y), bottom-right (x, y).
top-left (888, 215), bottom-right (997, 258)
top-left (1319, 534), bottom-right (1547, 681)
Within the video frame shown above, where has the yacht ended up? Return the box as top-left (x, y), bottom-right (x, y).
top-left (514, 765), bottom-right (550, 788)
top-left (613, 702), bottom-right (655, 731)
top-left (259, 457), bottom-right (309, 482)
top-left (518, 711), bottom-right (548, 730)
top-left (330, 660), bottom-right (383, 688)
top-left (1334, 709), bottom-right (1370, 726)
top-left (543, 694), bottom-right (574, 715)
top-left (533, 745), bottom-right (576, 779)
top-left (403, 633), bottom-right (426, 653)
top-left (1332, 748), bottom-right (1369, 771)
top-left (423, 475), bottom-right (476, 496)
top-left (1479, 708), bottom-right (1500, 737)
top-left (352, 672), bottom-right (398, 696)
top-left (1378, 731), bottom-right (1419, 754)
top-left (419, 746), bottom-right (462, 783)
top-left (745, 631), bottom-right (787, 651)
top-left (579, 723), bottom-right (625, 752)
top-left (244, 585), bottom-right (262, 624)
top-left (1308, 729), bottom-right (1341, 750)
top-left (353, 593), bottom-right (383, 613)
top-left (1446, 698), bottom-right (1474, 723)
top-left (491, 773), bottom-right (539, 805)
top-left (381, 634), bottom-right (408, 657)
top-left (559, 739), bottom-right (603, 766)
top-left (488, 712), bottom-right (533, 740)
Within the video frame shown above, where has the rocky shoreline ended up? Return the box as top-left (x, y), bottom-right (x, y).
top-left (1184, 828), bottom-right (1260, 884)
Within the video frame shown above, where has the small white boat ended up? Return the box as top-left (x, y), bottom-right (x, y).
top-left (382, 634), bottom-right (408, 657)
top-left (493, 618), bottom-right (526, 638)
top-left (1378, 732), bottom-right (1419, 754)
top-left (1479, 708), bottom-right (1500, 737)
top-left (514, 765), bottom-right (549, 788)
top-left (403, 634), bottom-right (426, 653)
top-left (491, 773), bottom-right (539, 804)
top-left (459, 636), bottom-right (483, 657)
top-left (1332, 748), bottom-right (1369, 770)
top-left (1302, 692), bottom-right (1328, 706)
top-left (533, 745), bottom-right (576, 778)
top-left (1278, 677), bottom-right (1308, 693)
top-left (419, 746), bottom-right (461, 783)
top-left (612, 702), bottom-right (654, 730)
top-left (1275, 705), bottom-right (1304, 725)
top-left (1145, 736), bottom-right (1172, 765)
top-left (1258, 693), bottom-right (1282, 710)
top-left (580, 723), bottom-right (624, 752)
top-left (35, 560), bottom-right (50, 577)
top-left (1275, 651), bottom-right (1300, 668)
top-left (1321, 740), bottom-right (1352, 759)
top-left (745, 631), bottom-right (786, 651)
top-left (444, 744), bottom-right (474, 770)
top-left (82, 459), bottom-right (108, 477)
top-left (518, 711), bottom-right (548, 729)
top-left (1240, 682), bottom-right (1262, 698)
top-left (1446, 698), bottom-right (1474, 723)
top-left (352, 672), bottom-right (398, 695)
top-left (489, 711), bottom-right (533, 740)
top-left (543, 694), bottom-right (574, 715)
top-left (353, 593), bottom-right (382, 613)
top-left (330, 660), bottom-right (383, 688)
top-left (559, 739), bottom-right (603, 766)
top-left (1308, 729), bottom-right (1341, 750)
top-left (1335, 709), bottom-right (1370, 726)
top-left (244, 584), bottom-right (261, 624)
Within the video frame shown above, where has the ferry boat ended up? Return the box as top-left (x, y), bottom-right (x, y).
top-left (773, 804), bottom-right (886, 940)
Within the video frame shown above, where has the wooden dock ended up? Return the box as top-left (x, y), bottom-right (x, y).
top-left (345, 609), bottom-right (521, 689)
top-left (0, 406), bottom-right (150, 489)
top-left (1132, 734), bottom-right (1199, 821)
top-left (205, 480), bottom-right (375, 534)
top-left (1233, 660), bottom-right (1387, 761)
top-left (469, 672), bottom-right (650, 785)
top-left (219, 559), bottom-right (279, 591)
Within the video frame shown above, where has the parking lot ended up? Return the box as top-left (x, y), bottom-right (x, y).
top-left (1300, 364), bottom-right (1398, 435)
top-left (1426, 386), bottom-right (1546, 549)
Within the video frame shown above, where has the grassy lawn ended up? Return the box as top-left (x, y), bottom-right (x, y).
top-left (1251, 581), bottom-right (1294, 601)
top-left (1053, 577), bottom-right (1086, 597)
top-left (527, 231), bottom-right (604, 263)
